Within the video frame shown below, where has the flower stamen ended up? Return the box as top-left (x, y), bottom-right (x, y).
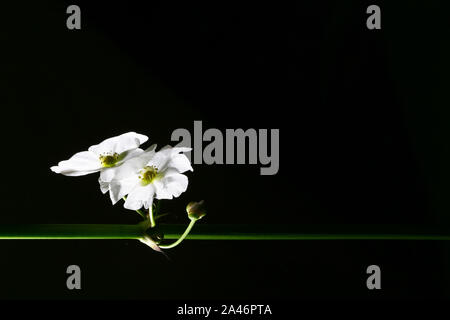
top-left (139, 166), bottom-right (158, 185)
top-left (99, 153), bottom-right (120, 167)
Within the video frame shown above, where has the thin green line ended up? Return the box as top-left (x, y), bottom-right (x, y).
top-left (159, 224), bottom-right (450, 241)
top-left (0, 224), bottom-right (448, 240)
top-left (164, 234), bottom-right (450, 240)
top-left (0, 224), bottom-right (144, 239)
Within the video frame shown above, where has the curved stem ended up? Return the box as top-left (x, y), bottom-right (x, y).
top-left (159, 219), bottom-right (196, 249)
top-left (149, 205), bottom-right (156, 228)
top-left (136, 209), bottom-right (148, 220)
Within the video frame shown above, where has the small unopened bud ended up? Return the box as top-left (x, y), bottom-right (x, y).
top-left (186, 200), bottom-right (206, 221)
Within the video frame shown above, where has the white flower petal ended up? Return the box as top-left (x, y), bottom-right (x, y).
top-left (172, 147), bottom-right (192, 153)
top-left (168, 153), bottom-right (193, 173)
top-left (88, 132), bottom-right (148, 155)
top-left (102, 148), bottom-right (156, 183)
top-left (99, 147), bottom-right (151, 183)
top-left (120, 148), bottom-right (145, 163)
top-left (146, 149), bottom-right (171, 170)
top-left (113, 132), bottom-right (148, 154)
top-left (144, 144), bottom-right (157, 153)
top-left (147, 146), bottom-right (192, 172)
top-left (109, 175), bottom-right (140, 205)
top-left (99, 167), bottom-right (118, 183)
top-left (98, 178), bottom-right (110, 194)
top-left (154, 172), bottom-right (188, 200)
top-left (124, 184), bottom-right (155, 210)
top-left (50, 151), bottom-right (101, 176)
top-left (152, 180), bottom-right (172, 199)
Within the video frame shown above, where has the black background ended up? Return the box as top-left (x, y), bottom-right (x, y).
top-left (1, 0), bottom-right (449, 300)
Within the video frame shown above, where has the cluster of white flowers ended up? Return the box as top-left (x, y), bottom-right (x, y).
top-left (51, 132), bottom-right (193, 212)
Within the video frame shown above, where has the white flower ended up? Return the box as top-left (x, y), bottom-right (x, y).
top-left (50, 132), bottom-right (148, 180)
top-left (107, 146), bottom-right (193, 211)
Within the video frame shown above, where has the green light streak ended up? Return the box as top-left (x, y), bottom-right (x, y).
top-left (0, 224), bottom-right (448, 240)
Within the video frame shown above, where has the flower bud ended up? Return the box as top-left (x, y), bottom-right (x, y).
top-left (186, 200), bottom-right (206, 221)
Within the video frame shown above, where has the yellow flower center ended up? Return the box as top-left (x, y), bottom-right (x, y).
top-left (139, 166), bottom-right (159, 185)
top-left (99, 153), bottom-right (120, 168)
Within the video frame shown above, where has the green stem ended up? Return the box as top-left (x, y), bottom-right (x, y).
top-left (0, 224), bottom-right (145, 239)
top-left (0, 224), bottom-right (448, 240)
top-left (159, 220), bottom-right (196, 249)
top-left (159, 224), bottom-right (450, 241)
top-left (136, 209), bottom-right (147, 220)
top-left (149, 205), bottom-right (156, 228)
